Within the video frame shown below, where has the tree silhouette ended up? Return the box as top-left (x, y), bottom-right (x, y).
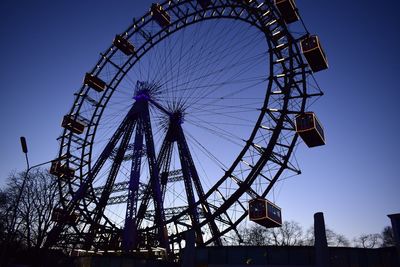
top-left (0, 169), bottom-right (58, 249)
top-left (267, 221), bottom-right (304, 246)
top-left (0, 190), bottom-right (7, 242)
top-left (353, 233), bottom-right (382, 248)
top-left (239, 221), bottom-right (304, 246)
top-left (238, 221), bottom-right (351, 247)
top-left (304, 226), bottom-right (350, 247)
top-left (380, 226), bottom-right (395, 247)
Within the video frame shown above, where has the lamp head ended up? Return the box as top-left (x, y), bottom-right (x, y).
top-left (20, 136), bottom-right (28, 154)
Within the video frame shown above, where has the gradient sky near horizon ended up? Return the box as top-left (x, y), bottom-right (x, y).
top-left (0, 0), bottom-right (399, 242)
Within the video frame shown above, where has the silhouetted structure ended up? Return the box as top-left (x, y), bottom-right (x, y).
top-left (388, 213), bottom-right (400, 264)
top-left (192, 246), bottom-right (399, 267)
top-left (314, 212), bottom-right (329, 267)
top-left (44, 0), bottom-right (328, 256)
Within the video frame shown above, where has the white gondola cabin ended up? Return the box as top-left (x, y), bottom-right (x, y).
top-left (249, 198), bottom-right (282, 228)
top-left (151, 3), bottom-right (170, 28)
top-left (295, 112), bottom-right (325, 147)
top-left (301, 35), bottom-right (328, 72)
top-left (84, 73), bottom-right (106, 92)
top-left (113, 35), bottom-right (135, 56)
top-left (275, 0), bottom-right (299, 24)
top-left (50, 161), bottom-right (75, 180)
top-left (51, 208), bottom-right (79, 225)
top-left (61, 115), bottom-right (86, 135)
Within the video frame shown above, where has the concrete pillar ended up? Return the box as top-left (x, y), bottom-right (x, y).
top-left (181, 229), bottom-right (195, 267)
top-left (388, 213), bottom-right (400, 264)
top-left (314, 212), bottom-right (329, 267)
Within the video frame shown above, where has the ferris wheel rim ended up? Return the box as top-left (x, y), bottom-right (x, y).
top-left (53, 0), bottom-right (314, 250)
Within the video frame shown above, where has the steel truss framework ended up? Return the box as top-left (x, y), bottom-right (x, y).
top-left (46, 0), bottom-right (323, 255)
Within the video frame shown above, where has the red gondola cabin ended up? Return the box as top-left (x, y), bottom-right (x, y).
top-left (51, 208), bottom-right (79, 225)
top-left (295, 112), bottom-right (325, 147)
top-left (249, 198), bottom-right (282, 228)
top-left (84, 73), bottom-right (106, 92)
top-left (50, 161), bottom-right (75, 180)
top-left (151, 3), bottom-right (170, 28)
top-left (113, 35), bottom-right (135, 56)
top-left (61, 115), bottom-right (86, 135)
top-left (301, 35), bottom-right (328, 72)
top-left (275, 0), bottom-right (299, 24)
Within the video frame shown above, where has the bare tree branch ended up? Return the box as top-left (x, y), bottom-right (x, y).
top-left (1, 169), bottom-right (59, 249)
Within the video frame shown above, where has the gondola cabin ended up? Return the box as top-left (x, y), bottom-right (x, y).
top-left (249, 198), bottom-right (282, 228)
top-left (51, 208), bottom-right (79, 225)
top-left (84, 73), bottom-right (106, 92)
top-left (151, 3), bottom-right (170, 28)
top-left (50, 161), bottom-right (75, 180)
top-left (295, 112), bottom-right (325, 147)
top-left (61, 115), bottom-right (86, 135)
top-left (275, 0), bottom-right (299, 24)
top-left (113, 35), bottom-right (135, 56)
top-left (198, 0), bottom-right (212, 8)
top-left (51, 208), bottom-right (63, 222)
top-left (301, 35), bottom-right (328, 72)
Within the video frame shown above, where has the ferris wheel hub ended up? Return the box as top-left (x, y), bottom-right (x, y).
top-left (169, 110), bottom-right (185, 125)
top-left (133, 81), bottom-right (161, 101)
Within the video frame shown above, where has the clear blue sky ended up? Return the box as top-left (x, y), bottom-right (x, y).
top-left (0, 0), bottom-right (399, 242)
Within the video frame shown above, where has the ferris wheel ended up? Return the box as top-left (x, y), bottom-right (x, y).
top-left (46, 0), bottom-right (328, 254)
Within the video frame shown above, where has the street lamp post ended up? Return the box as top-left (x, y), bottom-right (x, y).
top-left (10, 137), bottom-right (31, 233)
top-left (1, 137), bottom-right (64, 266)
top-left (9, 137), bottom-right (59, 234)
